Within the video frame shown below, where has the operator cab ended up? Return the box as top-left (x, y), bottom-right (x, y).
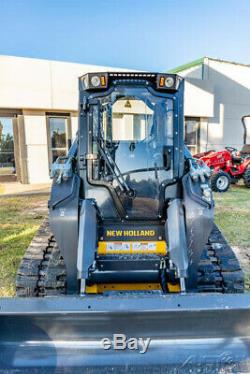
top-left (75, 73), bottom-right (186, 293)
top-left (79, 72), bottom-right (184, 220)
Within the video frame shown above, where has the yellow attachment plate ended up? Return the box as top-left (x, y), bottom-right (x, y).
top-left (97, 241), bottom-right (167, 255)
top-left (86, 283), bottom-right (180, 294)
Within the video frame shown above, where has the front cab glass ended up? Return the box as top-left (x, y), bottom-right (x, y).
top-left (91, 86), bottom-right (174, 218)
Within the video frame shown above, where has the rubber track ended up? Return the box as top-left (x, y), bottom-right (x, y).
top-left (197, 225), bottom-right (244, 293)
top-left (16, 219), bottom-right (66, 297)
top-left (16, 221), bottom-right (244, 296)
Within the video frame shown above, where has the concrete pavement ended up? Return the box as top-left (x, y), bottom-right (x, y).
top-left (0, 182), bottom-right (51, 197)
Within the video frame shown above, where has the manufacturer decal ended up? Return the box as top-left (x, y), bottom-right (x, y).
top-left (106, 230), bottom-right (156, 237)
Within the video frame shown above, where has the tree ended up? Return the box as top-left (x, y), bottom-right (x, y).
top-left (0, 132), bottom-right (14, 165)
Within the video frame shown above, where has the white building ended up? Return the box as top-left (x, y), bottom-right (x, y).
top-left (170, 56), bottom-right (250, 154)
top-left (0, 55), bottom-right (249, 184)
top-left (0, 55), bottom-right (130, 183)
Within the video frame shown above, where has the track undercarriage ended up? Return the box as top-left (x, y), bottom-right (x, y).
top-left (16, 219), bottom-right (244, 297)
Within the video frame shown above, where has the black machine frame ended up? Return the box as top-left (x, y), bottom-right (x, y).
top-left (49, 72), bottom-right (214, 294)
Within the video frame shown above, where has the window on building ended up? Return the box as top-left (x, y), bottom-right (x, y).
top-left (185, 117), bottom-right (200, 154)
top-left (0, 117), bottom-right (15, 175)
top-left (47, 116), bottom-right (71, 164)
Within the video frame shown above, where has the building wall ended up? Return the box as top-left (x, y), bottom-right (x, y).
top-left (0, 55), bottom-right (129, 183)
top-left (179, 58), bottom-right (250, 151)
top-left (22, 110), bottom-right (50, 183)
top-left (0, 55), bottom-right (127, 111)
top-left (184, 78), bottom-right (214, 118)
top-left (18, 110), bottom-right (79, 183)
top-left (177, 64), bottom-right (203, 79)
top-left (71, 116), bottom-right (78, 140)
top-left (206, 59), bottom-right (250, 150)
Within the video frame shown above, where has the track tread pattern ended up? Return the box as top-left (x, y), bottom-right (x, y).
top-left (198, 225), bottom-right (244, 293)
top-left (16, 219), bottom-right (67, 297)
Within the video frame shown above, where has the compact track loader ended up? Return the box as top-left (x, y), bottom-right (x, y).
top-left (16, 72), bottom-right (244, 296)
top-left (1, 72), bottom-right (250, 373)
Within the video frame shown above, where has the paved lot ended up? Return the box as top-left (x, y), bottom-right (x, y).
top-left (0, 182), bottom-right (51, 197)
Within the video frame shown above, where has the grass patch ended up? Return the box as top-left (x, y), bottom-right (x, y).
top-left (0, 195), bottom-right (48, 296)
top-left (214, 185), bottom-right (250, 246)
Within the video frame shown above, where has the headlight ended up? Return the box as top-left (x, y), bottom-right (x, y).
top-left (81, 73), bottom-right (108, 90)
top-left (165, 76), bottom-right (175, 88)
top-left (90, 75), bottom-right (101, 87)
top-left (156, 74), bottom-right (178, 91)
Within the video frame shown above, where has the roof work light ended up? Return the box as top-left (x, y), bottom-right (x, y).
top-left (156, 74), bottom-right (178, 90)
top-left (83, 73), bottom-right (108, 90)
top-left (80, 72), bottom-right (181, 92)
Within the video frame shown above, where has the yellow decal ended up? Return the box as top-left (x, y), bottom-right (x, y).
top-left (106, 230), bottom-right (156, 237)
top-left (98, 241), bottom-right (167, 255)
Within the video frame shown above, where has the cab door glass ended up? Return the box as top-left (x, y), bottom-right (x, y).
top-left (111, 99), bottom-right (153, 141)
top-left (93, 89), bottom-right (174, 218)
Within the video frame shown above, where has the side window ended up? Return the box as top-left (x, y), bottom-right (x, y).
top-left (0, 117), bottom-right (15, 176)
top-left (47, 116), bottom-right (71, 164)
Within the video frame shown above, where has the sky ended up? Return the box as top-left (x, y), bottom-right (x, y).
top-left (0, 0), bottom-right (250, 72)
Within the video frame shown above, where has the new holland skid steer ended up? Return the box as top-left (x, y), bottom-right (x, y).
top-left (1, 72), bottom-right (250, 373)
top-left (16, 72), bottom-right (244, 296)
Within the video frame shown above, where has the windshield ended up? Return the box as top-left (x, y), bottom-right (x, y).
top-left (106, 98), bottom-right (153, 141)
top-left (91, 86), bottom-right (174, 218)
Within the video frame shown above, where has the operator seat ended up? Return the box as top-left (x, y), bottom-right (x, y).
top-left (231, 154), bottom-right (243, 163)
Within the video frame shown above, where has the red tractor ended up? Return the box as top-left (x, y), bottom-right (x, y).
top-left (194, 116), bottom-right (250, 192)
